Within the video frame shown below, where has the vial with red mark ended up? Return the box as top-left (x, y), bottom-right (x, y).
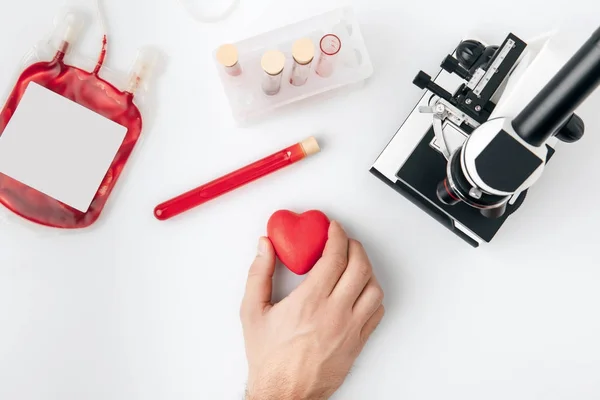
top-left (316, 34), bottom-right (342, 78)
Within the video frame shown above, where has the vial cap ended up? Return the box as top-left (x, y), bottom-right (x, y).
top-left (300, 137), bottom-right (321, 156)
top-left (216, 44), bottom-right (239, 68)
top-left (292, 38), bottom-right (315, 65)
top-left (261, 50), bottom-right (286, 76)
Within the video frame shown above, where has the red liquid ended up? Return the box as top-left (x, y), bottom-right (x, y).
top-left (154, 143), bottom-right (308, 221)
top-left (0, 51), bottom-right (142, 228)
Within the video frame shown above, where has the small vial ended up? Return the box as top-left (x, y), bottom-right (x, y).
top-left (290, 38), bottom-right (315, 86)
top-left (261, 50), bottom-right (286, 96)
top-left (316, 34), bottom-right (342, 78)
top-left (216, 44), bottom-right (242, 76)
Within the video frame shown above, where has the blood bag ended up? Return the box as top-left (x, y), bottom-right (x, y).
top-left (0, 10), bottom-right (158, 229)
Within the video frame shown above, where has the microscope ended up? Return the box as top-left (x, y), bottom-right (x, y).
top-left (371, 27), bottom-right (600, 247)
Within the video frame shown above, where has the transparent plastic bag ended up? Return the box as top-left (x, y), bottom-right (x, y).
top-left (0, 7), bottom-right (160, 230)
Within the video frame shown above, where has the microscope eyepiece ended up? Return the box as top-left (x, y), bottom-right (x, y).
top-left (513, 26), bottom-right (600, 147)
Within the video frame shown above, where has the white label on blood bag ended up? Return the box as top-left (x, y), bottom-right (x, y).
top-left (0, 82), bottom-right (128, 213)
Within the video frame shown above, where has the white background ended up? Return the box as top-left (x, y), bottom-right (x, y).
top-left (1, 0), bottom-right (599, 399)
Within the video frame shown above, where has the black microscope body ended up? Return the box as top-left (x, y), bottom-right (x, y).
top-left (371, 28), bottom-right (600, 247)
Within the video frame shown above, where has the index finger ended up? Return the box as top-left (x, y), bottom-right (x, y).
top-left (302, 221), bottom-right (350, 297)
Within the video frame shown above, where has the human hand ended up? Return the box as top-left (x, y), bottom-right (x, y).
top-left (241, 222), bottom-right (385, 400)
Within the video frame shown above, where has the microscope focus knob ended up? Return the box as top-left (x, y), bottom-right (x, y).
top-left (441, 55), bottom-right (471, 80)
top-left (456, 40), bottom-right (486, 69)
top-left (413, 71), bottom-right (432, 90)
top-left (555, 114), bottom-right (585, 143)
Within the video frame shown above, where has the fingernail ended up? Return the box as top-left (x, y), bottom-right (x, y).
top-left (257, 238), bottom-right (267, 256)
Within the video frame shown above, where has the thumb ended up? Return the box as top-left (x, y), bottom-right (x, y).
top-left (241, 237), bottom-right (276, 318)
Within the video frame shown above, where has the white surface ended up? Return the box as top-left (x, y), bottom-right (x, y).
top-left (1, 1), bottom-right (600, 400)
top-left (178, 0), bottom-right (240, 23)
top-left (0, 82), bottom-right (127, 212)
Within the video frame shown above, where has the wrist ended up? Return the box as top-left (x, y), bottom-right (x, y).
top-left (246, 384), bottom-right (327, 400)
top-left (245, 388), bottom-right (290, 400)
top-left (245, 383), bottom-right (295, 400)
top-left (245, 378), bottom-right (310, 400)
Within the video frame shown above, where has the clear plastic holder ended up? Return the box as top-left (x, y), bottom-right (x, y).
top-left (214, 7), bottom-right (373, 122)
top-left (0, 7), bottom-right (161, 233)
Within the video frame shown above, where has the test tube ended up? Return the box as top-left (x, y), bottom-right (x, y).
top-left (261, 50), bottom-right (286, 96)
top-left (154, 137), bottom-right (321, 221)
top-left (290, 38), bottom-right (315, 86)
top-left (316, 34), bottom-right (342, 78)
top-left (216, 44), bottom-right (242, 76)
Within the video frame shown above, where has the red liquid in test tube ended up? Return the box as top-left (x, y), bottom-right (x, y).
top-left (154, 137), bottom-right (321, 220)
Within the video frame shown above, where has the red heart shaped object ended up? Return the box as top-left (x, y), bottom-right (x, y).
top-left (267, 210), bottom-right (330, 275)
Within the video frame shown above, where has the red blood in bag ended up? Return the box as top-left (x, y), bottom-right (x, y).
top-left (0, 51), bottom-right (142, 228)
top-left (267, 210), bottom-right (331, 275)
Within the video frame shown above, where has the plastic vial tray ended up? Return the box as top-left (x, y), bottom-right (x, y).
top-left (214, 7), bottom-right (374, 122)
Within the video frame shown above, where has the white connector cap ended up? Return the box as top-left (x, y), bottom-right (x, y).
top-left (51, 10), bottom-right (85, 53)
top-left (127, 47), bottom-right (160, 94)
